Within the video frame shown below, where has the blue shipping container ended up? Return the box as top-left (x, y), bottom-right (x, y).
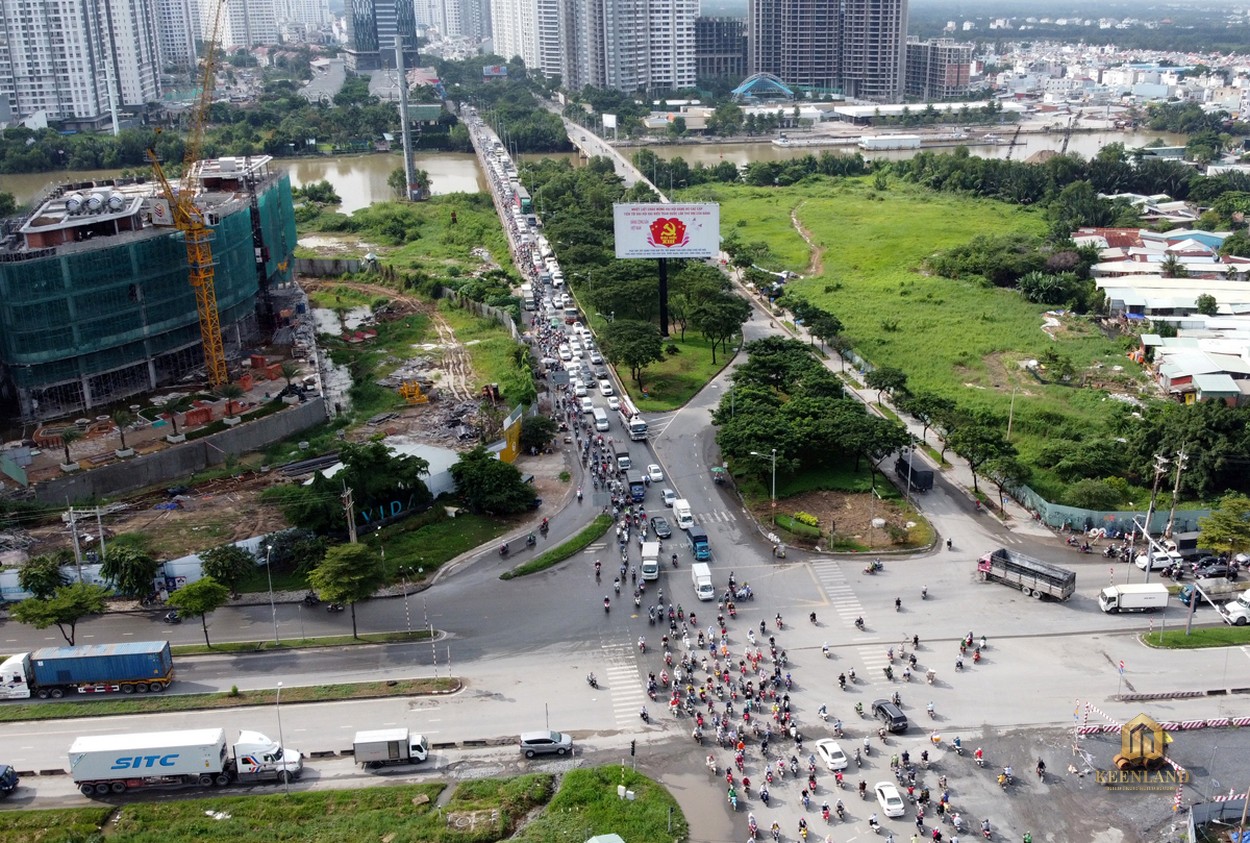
top-left (30, 641), bottom-right (173, 686)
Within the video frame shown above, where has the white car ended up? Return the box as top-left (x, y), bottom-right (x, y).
top-left (646, 464), bottom-right (664, 483)
top-left (572, 379), bottom-right (587, 397)
top-left (875, 781), bottom-right (906, 818)
top-left (558, 346), bottom-right (572, 362)
top-left (607, 396), bottom-right (621, 411)
top-left (1135, 550), bottom-right (1181, 571)
top-left (580, 397), bottom-right (594, 414)
top-left (814, 738), bottom-right (849, 772)
top-left (662, 488), bottom-right (677, 507)
top-left (590, 351), bottom-right (604, 364)
top-left (598, 379), bottom-right (614, 397)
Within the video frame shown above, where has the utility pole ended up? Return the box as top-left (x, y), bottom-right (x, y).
top-left (94, 506), bottom-right (107, 564)
top-left (1139, 453), bottom-right (1170, 583)
top-left (1164, 447), bottom-right (1188, 539)
top-left (65, 502), bottom-right (84, 582)
top-left (341, 485), bottom-right (357, 543)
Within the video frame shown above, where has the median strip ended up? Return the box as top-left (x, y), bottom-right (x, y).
top-left (500, 514), bottom-right (614, 579)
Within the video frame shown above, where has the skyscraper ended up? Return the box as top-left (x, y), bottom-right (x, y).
top-left (156, 0), bottom-right (197, 70)
top-left (196, 0), bottom-right (279, 49)
top-left (747, 0), bottom-right (908, 101)
top-left (904, 37), bottom-right (971, 100)
top-left (345, 0), bottom-right (418, 70)
top-left (839, 0), bottom-right (906, 101)
top-left (0, 0), bottom-right (162, 126)
top-left (695, 17), bottom-right (747, 82)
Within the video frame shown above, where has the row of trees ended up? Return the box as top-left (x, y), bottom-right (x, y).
top-left (713, 338), bottom-right (910, 488)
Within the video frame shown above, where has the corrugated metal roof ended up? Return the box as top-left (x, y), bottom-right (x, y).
top-left (1193, 373), bottom-right (1239, 393)
top-left (31, 641), bottom-right (168, 660)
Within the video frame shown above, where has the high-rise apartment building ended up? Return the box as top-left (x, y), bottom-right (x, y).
top-left (156, 0), bottom-right (197, 70)
top-left (695, 17), bottom-right (747, 82)
top-left (904, 37), bottom-right (970, 100)
top-left (493, 0), bottom-right (694, 92)
top-left (345, 0), bottom-right (418, 70)
top-left (194, 0), bottom-right (279, 48)
top-left (0, 0), bottom-right (162, 125)
top-left (839, 0), bottom-right (906, 101)
top-left (282, 0), bottom-right (331, 27)
top-left (747, 0), bottom-right (907, 101)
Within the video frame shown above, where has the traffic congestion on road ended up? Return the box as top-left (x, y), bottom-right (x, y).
top-left (2, 114), bottom-right (1248, 843)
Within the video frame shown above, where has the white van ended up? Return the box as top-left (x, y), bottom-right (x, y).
top-left (592, 407), bottom-right (609, 431)
top-left (674, 499), bottom-right (693, 531)
top-left (640, 541), bottom-right (661, 581)
top-left (691, 563), bottom-right (714, 601)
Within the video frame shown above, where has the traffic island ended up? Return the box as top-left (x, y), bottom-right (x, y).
top-left (501, 514), bottom-right (613, 579)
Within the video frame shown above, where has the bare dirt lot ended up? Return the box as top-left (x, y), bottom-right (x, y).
top-left (748, 488), bottom-right (926, 552)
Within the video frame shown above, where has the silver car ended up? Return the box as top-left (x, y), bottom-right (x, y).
top-left (519, 731), bottom-right (573, 758)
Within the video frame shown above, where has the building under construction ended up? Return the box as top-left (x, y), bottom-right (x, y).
top-left (0, 156), bottom-right (296, 425)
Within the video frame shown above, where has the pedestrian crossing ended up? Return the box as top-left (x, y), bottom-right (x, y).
top-left (811, 559), bottom-right (865, 628)
top-left (691, 509), bottom-right (738, 525)
top-left (601, 643), bottom-right (647, 729)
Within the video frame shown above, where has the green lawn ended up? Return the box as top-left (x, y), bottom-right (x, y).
top-left (437, 300), bottom-right (535, 404)
top-left (712, 178), bottom-right (1149, 503)
top-left (1143, 625), bottom-right (1250, 649)
top-left (363, 510), bottom-right (513, 576)
top-left (0, 771), bottom-right (686, 843)
top-left (633, 333), bottom-right (736, 412)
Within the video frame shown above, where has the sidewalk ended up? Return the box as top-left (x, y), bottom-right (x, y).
top-left (727, 266), bottom-right (1053, 541)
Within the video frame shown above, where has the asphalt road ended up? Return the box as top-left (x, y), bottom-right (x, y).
top-left (3, 122), bottom-right (1249, 841)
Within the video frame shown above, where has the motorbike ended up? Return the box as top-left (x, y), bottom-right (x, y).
top-left (854, 748), bottom-right (862, 767)
top-left (648, 607), bottom-right (656, 625)
top-left (818, 705), bottom-right (829, 721)
top-left (162, 610), bottom-right (181, 624)
top-left (864, 560), bottom-right (882, 574)
top-left (326, 602), bottom-right (345, 613)
top-left (587, 673), bottom-right (598, 688)
top-left (604, 597), bottom-right (611, 612)
top-left (498, 543), bottom-right (510, 557)
top-left (526, 533), bottom-right (537, 548)
top-left (921, 586), bottom-right (928, 600)
top-left (836, 801), bottom-right (846, 820)
top-left (891, 691), bottom-right (901, 706)
top-left (868, 816), bottom-right (882, 834)
top-left (639, 707), bottom-right (650, 723)
top-left (854, 617), bottom-right (865, 630)
top-left (302, 592), bottom-right (320, 606)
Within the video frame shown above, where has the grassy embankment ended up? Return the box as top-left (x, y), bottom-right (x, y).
top-left (0, 770), bottom-right (686, 843)
top-left (704, 177), bottom-right (1146, 504)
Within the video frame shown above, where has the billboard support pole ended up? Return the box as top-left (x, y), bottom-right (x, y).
top-left (658, 257), bottom-right (670, 338)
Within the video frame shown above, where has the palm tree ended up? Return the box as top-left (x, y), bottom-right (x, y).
top-left (60, 427), bottom-right (83, 466)
top-left (159, 396), bottom-right (190, 435)
top-left (1160, 253), bottom-right (1187, 279)
top-left (111, 409), bottom-right (135, 451)
top-left (217, 383), bottom-right (245, 417)
top-left (279, 361), bottom-right (301, 389)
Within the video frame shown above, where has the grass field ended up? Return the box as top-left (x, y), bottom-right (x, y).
top-left (437, 300), bottom-right (535, 403)
top-left (0, 771), bottom-right (686, 843)
top-left (634, 333), bottom-right (736, 412)
top-left (708, 178), bottom-right (1148, 503)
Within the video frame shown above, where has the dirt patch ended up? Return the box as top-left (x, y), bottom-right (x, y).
top-left (297, 234), bottom-right (384, 255)
top-left (790, 202), bottom-right (823, 277)
top-left (751, 488), bottom-right (922, 551)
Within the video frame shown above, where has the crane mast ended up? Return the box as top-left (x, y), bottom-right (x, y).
top-left (146, 0), bottom-right (229, 387)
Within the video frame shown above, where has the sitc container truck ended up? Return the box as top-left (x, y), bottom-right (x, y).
top-left (69, 728), bottom-right (302, 797)
top-left (0, 641), bottom-right (173, 700)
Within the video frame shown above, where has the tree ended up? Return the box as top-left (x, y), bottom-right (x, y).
top-left (99, 544), bottom-right (160, 598)
top-left (1160, 253), bottom-right (1187, 279)
top-left (983, 455), bottom-right (1030, 514)
top-left (262, 528), bottom-right (326, 575)
top-left (18, 553), bottom-right (70, 600)
top-left (1065, 479), bottom-right (1125, 511)
top-left (167, 577), bottom-right (230, 647)
top-left (864, 366), bottom-right (908, 405)
top-left (0, 191), bottom-right (16, 217)
top-left (690, 294), bottom-right (751, 364)
top-left (947, 423), bottom-right (1014, 493)
top-left (1198, 493), bottom-right (1250, 555)
top-left (449, 446), bottom-right (536, 514)
top-left (519, 415), bottom-right (557, 454)
top-left (279, 361), bottom-right (301, 387)
top-left (217, 382), bottom-right (245, 417)
top-left (899, 392), bottom-right (956, 444)
top-left (808, 311), bottom-right (844, 349)
top-left (9, 582), bottom-right (111, 645)
top-left (59, 427), bottom-right (83, 467)
top-left (159, 395), bottom-right (191, 435)
top-left (1196, 293), bottom-right (1218, 316)
top-left (200, 544), bottom-right (257, 596)
top-left (110, 408), bottom-right (135, 451)
top-left (308, 543), bottom-right (389, 638)
top-left (601, 319), bottom-right (664, 388)
top-left (828, 335), bottom-right (854, 372)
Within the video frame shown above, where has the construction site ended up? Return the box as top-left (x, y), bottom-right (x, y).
top-left (0, 155), bottom-right (298, 425)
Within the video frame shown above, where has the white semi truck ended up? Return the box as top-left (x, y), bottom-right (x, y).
top-left (1220, 589), bottom-right (1250, 626)
top-left (69, 728), bottom-right (302, 797)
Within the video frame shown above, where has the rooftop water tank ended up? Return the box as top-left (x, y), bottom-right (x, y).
top-left (106, 192), bottom-right (125, 211)
top-left (65, 193), bottom-right (84, 213)
top-left (86, 192), bottom-right (105, 212)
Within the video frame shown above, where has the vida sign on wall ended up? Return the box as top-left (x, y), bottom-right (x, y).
top-left (613, 203), bottom-right (720, 260)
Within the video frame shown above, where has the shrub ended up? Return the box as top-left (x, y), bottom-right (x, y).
top-left (776, 514), bottom-right (822, 538)
top-left (793, 511), bottom-right (820, 527)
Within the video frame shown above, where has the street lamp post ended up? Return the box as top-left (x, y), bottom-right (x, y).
top-left (275, 682), bottom-right (290, 795)
top-left (750, 449), bottom-right (778, 523)
top-left (265, 545), bottom-right (279, 645)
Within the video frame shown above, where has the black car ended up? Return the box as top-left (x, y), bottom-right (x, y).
top-left (650, 516), bottom-right (672, 539)
top-left (1195, 559), bottom-right (1238, 580)
top-left (871, 699), bottom-right (909, 733)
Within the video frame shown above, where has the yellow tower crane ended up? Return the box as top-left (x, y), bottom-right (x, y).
top-left (146, 0), bottom-right (229, 387)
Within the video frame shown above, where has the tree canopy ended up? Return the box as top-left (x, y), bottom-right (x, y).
top-left (449, 446), bottom-right (536, 514)
top-left (601, 319), bottom-right (664, 387)
top-left (308, 543), bottom-right (389, 638)
top-left (167, 577), bottom-right (231, 648)
top-left (10, 582), bottom-right (111, 645)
